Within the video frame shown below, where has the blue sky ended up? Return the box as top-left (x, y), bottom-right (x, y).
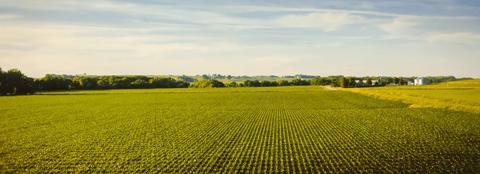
top-left (0, 0), bottom-right (479, 77)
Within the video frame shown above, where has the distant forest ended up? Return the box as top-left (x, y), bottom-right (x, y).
top-left (0, 67), bottom-right (464, 95)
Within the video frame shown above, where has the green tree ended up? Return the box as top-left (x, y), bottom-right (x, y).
top-left (131, 79), bottom-right (148, 88)
top-left (226, 81), bottom-right (238, 87)
top-left (260, 80), bottom-right (277, 87)
top-left (338, 77), bottom-right (349, 88)
top-left (150, 77), bottom-right (179, 88)
top-left (36, 74), bottom-right (72, 91)
top-left (190, 79), bottom-right (225, 88)
top-left (291, 79), bottom-right (310, 86)
top-left (72, 76), bottom-right (98, 89)
top-left (96, 76), bottom-right (111, 89)
top-left (244, 80), bottom-right (261, 87)
top-left (310, 78), bottom-right (319, 86)
top-left (0, 68), bottom-right (35, 95)
top-left (0, 68), bottom-right (5, 95)
top-left (277, 80), bottom-right (290, 86)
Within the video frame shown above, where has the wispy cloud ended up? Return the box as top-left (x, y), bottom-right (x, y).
top-left (378, 15), bottom-right (480, 44)
top-left (0, 0), bottom-right (479, 77)
top-left (226, 5), bottom-right (479, 19)
top-left (0, 14), bottom-right (20, 20)
top-left (427, 32), bottom-right (480, 44)
top-left (276, 12), bottom-right (363, 31)
top-left (380, 16), bottom-right (420, 36)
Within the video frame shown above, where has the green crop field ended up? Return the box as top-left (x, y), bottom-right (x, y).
top-left (1, 86), bottom-right (479, 173)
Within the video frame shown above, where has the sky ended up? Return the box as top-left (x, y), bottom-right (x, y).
top-left (0, 0), bottom-right (479, 77)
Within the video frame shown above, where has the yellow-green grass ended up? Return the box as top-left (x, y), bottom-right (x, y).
top-left (342, 80), bottom-right (480, 113)
top-left (1, 86), bottom-right (479, 173)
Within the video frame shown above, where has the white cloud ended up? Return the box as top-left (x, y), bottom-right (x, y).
top-left (380, 16), bottom-right (419, 35)
top-left (379, 15), bottom-right (480, 44)
top-left (0, 23), bottom-right (284, 76)
top-left (1, 1), bottom-right (479, 77)
top-left (427, 32), bottom-right (480, 44)
top-left (0, 14), bottom-right (20, 20)
top-left (276, 12), bottom-right (363, 31)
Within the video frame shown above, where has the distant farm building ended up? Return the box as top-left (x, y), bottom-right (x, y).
top-left (354, 79), bottom-right (379, 86)
top-left (414, 77), bottom-right (430, 85)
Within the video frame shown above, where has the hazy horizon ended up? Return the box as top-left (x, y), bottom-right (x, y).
top-left (12, 73), bottom-right (472, 79)
top-left (1, 0), bottom-right (479, 78)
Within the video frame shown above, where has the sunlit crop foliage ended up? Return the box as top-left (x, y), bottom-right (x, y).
top-left (1, 86), bottom-right (479, 173)
top-left (343, 80), bottom-right (480, 113)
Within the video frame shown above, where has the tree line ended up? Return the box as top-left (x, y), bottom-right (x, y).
top-left (0, 68), bottom-right (190, 95)
top-left (35, 75), bottom-right (189, 91)
top-left (191, 75), bottom-right (457, 88)
top-left (0, 68), bottom-right (35, 95)
top-left (0, 67), bottom-right (459, 95)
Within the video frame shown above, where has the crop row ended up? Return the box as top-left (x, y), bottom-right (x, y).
top-left (1, 88), bottom-right (479, 173)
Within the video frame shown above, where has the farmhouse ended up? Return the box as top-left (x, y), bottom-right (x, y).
top-left (414, 77), bottom-right (430, 85)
